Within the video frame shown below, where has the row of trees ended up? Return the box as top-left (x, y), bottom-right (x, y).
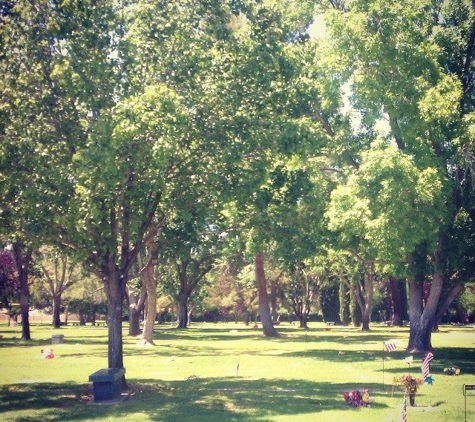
top-left (4, 245), bottom-right (474, 330)
top-left (1, 0), bottom-right (475, 389)
top-left (4, 244), bottom-right (474, 328)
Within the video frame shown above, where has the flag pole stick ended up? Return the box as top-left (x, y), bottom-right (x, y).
top-left (382, 343), bottom-right (385, 391)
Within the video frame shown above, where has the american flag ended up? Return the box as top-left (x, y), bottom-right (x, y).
top-left (383, 340), bottom-right (401, 353)
top-left (421, 351), bottom-right (434, 379)
top-left (401, 395), bottom-right (407, 422)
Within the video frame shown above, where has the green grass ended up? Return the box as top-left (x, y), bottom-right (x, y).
top-left (0, 322), bottom-right (474, 421)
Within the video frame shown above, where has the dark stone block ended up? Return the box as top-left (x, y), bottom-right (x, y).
top-left (89, 368), bottom-right (125, 402)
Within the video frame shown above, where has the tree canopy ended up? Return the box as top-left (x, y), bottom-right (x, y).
top-left (1, 0), bottom-right (474, 375)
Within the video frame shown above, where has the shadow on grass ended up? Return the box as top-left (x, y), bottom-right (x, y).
top-left (0, 337), bottom-right (109, 351)
top-left (0, 377), bottom-right (390, 422)
top-left (152, 326), bottom-right (400, 343)
top-left (432, 346), bottom-right (475, 373)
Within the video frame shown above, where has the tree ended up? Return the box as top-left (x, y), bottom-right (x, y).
top-left (254, 250), bottom-right (278, 336)
top-left (0, 248), bottom-right (19, 310)
top-left (220, 7), bottom-right (331, 335)
top-left (205, 257), bottom-right (259, 324)
top-left (3, 0), bottom-right (328, 370)
top-left (320, 0), bottom-right (474, 348)
top-left (136, 245), bottom-right (157, 344)
top-left (326, 143), bottom-right (445, 330)
top-left (39, 247), bottom-right (81, 328)
top-left (2, 0), bottom-right (255, 372)
top-left (385, 277), bottom-right (408, 326)
top-left (61, 275), bottom-right (107, 325)
top-left (285, 261), bottom-right (321, 328)
top-left (125, 276), bottom-right (146, 337)
top-left (11, 243), bottom-right (34, 340)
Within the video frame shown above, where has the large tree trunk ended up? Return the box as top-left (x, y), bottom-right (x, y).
top-left (387, 277), bottom-right (402, 326)
top-left (433, 282), bottom-right (465, 329)
top-left (104, 263), bottom-right (126, 380)
top-left (90, 305), bottom-right (97, 325)
top-left (339, 281), bottom-right (350, 325)
top-left (187, 305), bottom-right (194, 325)
top-left (177, 292), bottom-right (188, 329)
top-left (407, 277), bottom-right (433, 352)
top-left (293, 297), bottom-right (308, 328)
top-left (138, 264), bottom-right (158, 344)
top-left (269, 277), bottom-right (279, 323)
top-left (349, 283), bottom-right (362, 327)
top-left (407, 276), bottom-right (440, 352)
top-left (13, 244), bottom-right (32, 341)
top-left (52, 294), bottom-right (62, 329)
top-left (255, 251), bottom-right (278, 337)
top-left (359, 269), bottom-right (374, 331)
top-left (408, 240), bottom-right (445, 352)
top-left (127, 284), bottom-right (145, 336)
top-left (298, 308), bottom-right (308, 329)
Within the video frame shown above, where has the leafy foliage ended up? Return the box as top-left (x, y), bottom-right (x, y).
top-left (0, 249), bottom-right (19, 308)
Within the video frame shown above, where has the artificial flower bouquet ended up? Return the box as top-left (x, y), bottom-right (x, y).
top-left (392, 375), bottom-right (424, 394)
top-left (443, 367), bottom-right (460, 375)
top-left (343, 389), bottom-right (371, 407)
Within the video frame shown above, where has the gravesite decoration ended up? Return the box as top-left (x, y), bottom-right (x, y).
top-left (41, 349), bottom-right (54, 359)
top-left (421, 352), bottom-right (435, 385)
top-left (421, 352), bottom-right (434, 381)
top-left (383, 340), bottom-right (402, 353)
top-left (391, 352), bottom-right (435, 408)
top-left (393, 375), bottom-right (424, 406)
top-left (401, 394), bottom-right (407, 422)
top-left (382, 339), bottom-right (402, 388)
top-left (443, 367), bottom-right (461, 375)
top-left (342, 389), bottom-right (372, 407)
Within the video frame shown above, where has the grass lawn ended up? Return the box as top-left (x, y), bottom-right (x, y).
top-left (0, 322), bottom-right (474, 421)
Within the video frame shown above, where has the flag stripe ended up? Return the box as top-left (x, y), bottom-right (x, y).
top-left (401, 396), bottom-right (407, 422)
top-left (421, 352), bottom-right (434, 379)
top-left (383, 340), bottom-right (400, 353)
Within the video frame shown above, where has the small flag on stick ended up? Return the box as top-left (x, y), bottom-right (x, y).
top-left (401, 395), bottom-right (407, 422)
top-left (383, 340), bottom-right (401, 353)
top-left (421, 352), bottom-right (434, 380)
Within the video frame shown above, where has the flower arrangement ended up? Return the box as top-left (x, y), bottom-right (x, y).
top-left (343, 389), bottom-right (371, 407)
top-left (393, 375), bottom-right (424, 394)
top-left (443, 367), bottom-right (460, 375)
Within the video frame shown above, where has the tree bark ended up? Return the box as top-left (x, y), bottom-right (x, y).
top-left (269, 276), bottom-right (279, 323)
top-left (339, 280), bottom-right (350, 325)
top-left (433, 282), bottom-right (465, 329)
top-left (293, 297), bottom-right (309, 328)
top-left (407, 278), bottom-right (433, 352)
top-left (52, 294), bottom-right (62, 328)
top-left (407, 240), bottom-right (446, 352)
top-left (387, 277), bottom-right (402, 326)
top-left (41, 254), bottom-right (77, 329)
top-left (104, 261), bottom-right (126, 381)
top-left (349, 282), bottom-right (362, 327)
top-left (357, 267), bottom-right (374, 331)
top-left (255, 251), bottom-right (278, 337)
top-left (127, 286), bottom-right (144, 336)
top-left (298, 310), bottom-right (308, 329)
top-left (13, 243), bottom-right (32, 341)
top-left (177, 292), bottom-right (188, 329)
top-left (138, 264), bottom-right (158, 344)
